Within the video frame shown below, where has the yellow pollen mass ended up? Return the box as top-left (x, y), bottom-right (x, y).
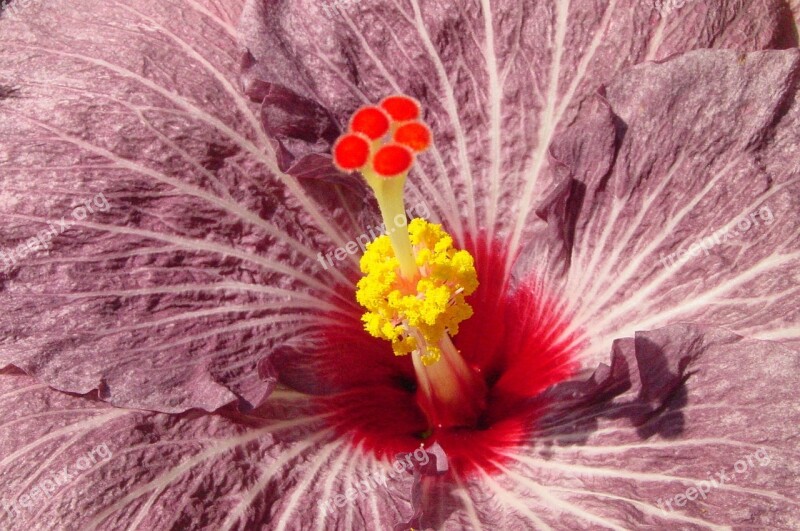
top-left (356, 219), bottom-right (478, 366)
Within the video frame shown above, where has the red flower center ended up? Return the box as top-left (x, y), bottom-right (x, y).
top-left (283, 239), bottom-right (581, 476)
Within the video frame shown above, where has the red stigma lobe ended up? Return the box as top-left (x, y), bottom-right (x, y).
top-left (350, 106), bottom-right (391, 140)
top-left (373, 144), bottom-right (414, 177)
top-left (333, 133), bottom-right (371, 171)
top-left (381, 95), bottom-right (420, 121)
top-left (394, 122), bottom-right (432, 153)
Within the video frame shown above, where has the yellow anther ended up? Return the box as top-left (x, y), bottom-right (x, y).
top-left (356, 219), bottom-right (478, 366)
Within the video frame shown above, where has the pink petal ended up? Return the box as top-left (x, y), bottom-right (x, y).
top-left (528, 49), bottom-right (800, 360)
top-left (0, 1), bottom-right (364, 412)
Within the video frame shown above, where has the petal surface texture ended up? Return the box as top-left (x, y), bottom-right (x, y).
top-left (0, 0), bottom-right (799, 530)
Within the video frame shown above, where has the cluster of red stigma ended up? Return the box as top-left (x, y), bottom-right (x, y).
top-left (332, 95), bottom-right (432, 177)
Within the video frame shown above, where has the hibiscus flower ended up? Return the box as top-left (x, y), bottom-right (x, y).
top-left (1, 0), bottom-right (799, 529)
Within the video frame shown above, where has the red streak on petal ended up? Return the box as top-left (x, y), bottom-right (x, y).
top-left (381, 95), bottom-right (421, 121)
top-left (394, 122), bottom-right (432, 153)
top-left (333, 134), bottom-right (370, 171)
top-left (350, 106), bottom-right (391, 139)
top-left (373, 144), bottom-right (414, 177)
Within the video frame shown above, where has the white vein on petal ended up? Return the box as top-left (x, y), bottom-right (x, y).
top-left (184, 0), bottom-right (239, 39)
top-left (10, 41), bottom-right (354, 258)
top-left (0, 383), bottom-right (49, 401)
top-left (409, 0), bottom-right (479, 237)
top-left (478, 468), bottom-right (553, 530)
top-left (115, 315), bottom-right (317, 358)
top-left (119, 0), bottom-right (357, 257)
top-left (505, 0), bottom-right (569, 280)
top-left (365, 458), bottom-right (383, 529)
top-left (550, 485), bottom-right (730, 531)
top-left (554, 0), bottom-right (619, 123)
top-left (220, 429), bottom-right (333, 530)
top-left (343, 440), bottom-right (366, 531)
top-left (272, 439), bottom-right (345, 530)
top-left (541, 438), bottom-right (791, 457)
top-left (503, 452), bottom-right (799, 505)
top-left (15, 109), bottom-right (353, 288)
top-left (494, 460), bottom-right (628, 531)
top-left (592, 250), bottom-right (800, 351)
top-left (84, 414), bottom-right (330, 530)
top-left (6, 212), bottom-right (343, 301)
top-left (644, 12), bottom-right (669, 61)
top-left (573, 157), bottom-right (740, 327)
top-left (480, 0), bottom-right (502, 243)
top-left (58, 282), bottom-right (355, 317)
top-left (453, 468), bottom-right (484, 530)
top-left (93, 304), bottom-right (335, 337)
top-left (315, 442), bottom-right (359, 531)
top-left (12, 430), bottom-right (86, 497)
top-left (0, 411), bottom-right (127, 468)
top-left (569, 152), bottom-right (684, 314)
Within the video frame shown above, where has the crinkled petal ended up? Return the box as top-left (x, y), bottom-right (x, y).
top-left (425, 325), bottom-right (800, 529)
top-left (27, 319), bottom-right (795, 528)
top-left (526, 48), bottom-right (800, 360)
top-left (0, 368), bottom-right (428, 529)
top-left (238, 0), bottom-right (796, 258)
top-left (0, 0), bottom-right (366, 412)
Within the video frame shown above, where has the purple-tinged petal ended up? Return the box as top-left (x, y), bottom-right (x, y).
top-left (530, 49), bottom-right (800, 359)
top-left (391, 442), bottom-right (449, 530)
top-left (246, 80), bottom-right (343, 171)
top-left (238, 0), bottom-right (796, 262)
top-left (792, 0), bottom-right (800, 25)
top-left (0, 368), bottom-right (429, 529)
top-left (433, 325), bottom-right (800, 529)
top-left (0, 1), bottom-right (367, 412)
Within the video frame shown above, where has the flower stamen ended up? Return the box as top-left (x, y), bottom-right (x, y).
top-left (356, 218), bottom-right (478, 365)
top-left (333, 94), bottom-right (486, 429)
